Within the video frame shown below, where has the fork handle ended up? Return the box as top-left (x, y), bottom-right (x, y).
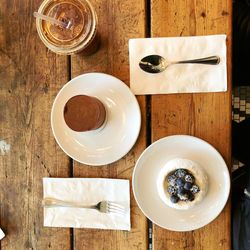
top-left (176, 56), bottom-right (220, 65)
top-left (42, 198), bottom-right (96, 209)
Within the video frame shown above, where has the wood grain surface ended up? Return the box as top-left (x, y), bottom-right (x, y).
top-left (0, 0), bottom-right (232, 249)
top-left (71, 1), bottom-right (148, 250)
top-left (151, 0), bottom-right (232, 249)
top-left (0, 1), bottom-right (72, 249)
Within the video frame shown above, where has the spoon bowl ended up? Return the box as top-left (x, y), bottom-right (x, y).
top-left (139, 55), bottom-right (220, 73)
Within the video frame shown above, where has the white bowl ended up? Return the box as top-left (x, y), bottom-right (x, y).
top-left (132, 135), bottom-right (230, 231)
top-left (51, 73), bottom-right (141, 166)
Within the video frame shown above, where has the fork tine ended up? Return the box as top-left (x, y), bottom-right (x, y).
top-left (108, 202), bottom-right (125, 210)
top-left (108, 206), bottom-right (125, 213)
top-left (107, 202), bottom-right (126, 214)
top-left (108, 207), bottom-right (125, 214)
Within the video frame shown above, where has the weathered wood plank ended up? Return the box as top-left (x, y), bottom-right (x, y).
top-left (70, 0), bottom-right (148, 249)
top-left (151, 0), bottom-right (232, 249)
top-left (0, 1), bottom-right (71, 249)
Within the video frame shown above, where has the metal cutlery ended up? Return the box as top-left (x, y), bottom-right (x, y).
top-left (42, 198), bottom-right (126, 214)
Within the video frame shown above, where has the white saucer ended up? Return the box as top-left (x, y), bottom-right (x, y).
top-left (51, 73), bottom-right (141, 166)
top-left (132, 135), bottom-right (230, 231)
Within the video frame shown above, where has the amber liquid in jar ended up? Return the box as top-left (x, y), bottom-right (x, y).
top-left (37, 0), bottom-right (98, 54)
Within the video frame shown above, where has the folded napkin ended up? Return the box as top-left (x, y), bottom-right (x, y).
top-left (129, 34), bottom-right (227, 95)
top-left (0, 228), bottom-right (4, 240)
top-left (43, 178), bottom-right (130, 230)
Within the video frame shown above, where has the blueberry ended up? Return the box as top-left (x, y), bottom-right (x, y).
top-left (167, 185), bottom-right (177, 195)
top-left (167, 174), bottom-right (177, 186)
top-left (176, 178), bottom-right (185, 187)
top-left (184, 182), bottom-right (192, 190)
top-left (191, 185), bottom-right (200, 194)
top-left (188, 192), bottom-right (195, 201)
top-left (175, 168), bottom-right (187, 178)
top-left (185, 174), bottom-right (194, 183)
top-left (170, 195), bottom-right (179, 203)
top-left (177, 186), bottom-right (187, 196)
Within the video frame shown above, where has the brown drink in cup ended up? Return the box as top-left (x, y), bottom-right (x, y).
top-left (36, 0), bottom-right (99, 55)
top-left (63, 95), bottom-right (106, 132)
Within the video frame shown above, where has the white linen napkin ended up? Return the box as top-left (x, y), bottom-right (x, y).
top-left (129, 34), bottom-right (227, 95)
top-left (0, 228), bottom-right (5, 240)
top-left (43, 178), bottom-right (130, 230)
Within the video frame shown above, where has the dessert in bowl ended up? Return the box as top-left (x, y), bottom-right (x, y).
top-left (63, 95), bottom-right (107, 132)
top-left (157, 158), bottom-right (208, 210)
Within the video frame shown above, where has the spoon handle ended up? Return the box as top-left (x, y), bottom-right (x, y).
top-left (177, 56), bottom-right (220, 65)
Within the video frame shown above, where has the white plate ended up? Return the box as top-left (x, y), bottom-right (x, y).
top-left (132, 135), bottom-right (230, 231)
top-left (51, 73), bottom-right (141, 166)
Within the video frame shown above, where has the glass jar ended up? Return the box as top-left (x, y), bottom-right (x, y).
top-left (36, 0), bottom-right (98, 55)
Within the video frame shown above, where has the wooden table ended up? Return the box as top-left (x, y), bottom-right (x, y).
top-left (0, 0), bottom-right (231, 249)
